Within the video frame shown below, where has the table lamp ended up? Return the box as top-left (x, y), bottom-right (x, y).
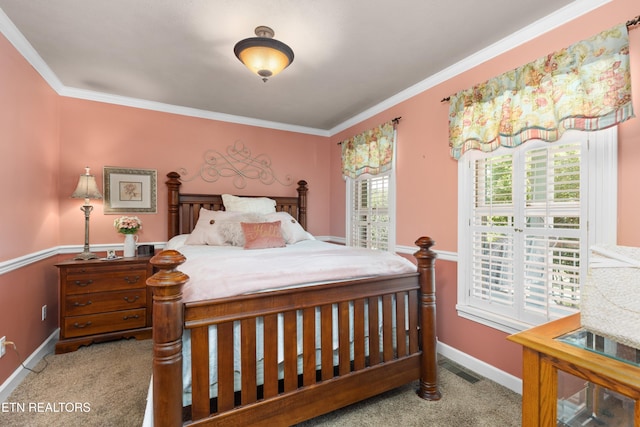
top-left (71, 167), bottom-right (103, 260)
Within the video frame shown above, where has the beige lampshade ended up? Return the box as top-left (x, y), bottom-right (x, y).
top-left (71, 167), bottom-right (103, 202)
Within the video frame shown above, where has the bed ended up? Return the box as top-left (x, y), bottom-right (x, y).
top-left (145, 171), bottom-right (440, 426)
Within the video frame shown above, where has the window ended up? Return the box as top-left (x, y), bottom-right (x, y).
top-left (346, 172), bottom-right (395, 251)
top-left (457, 129), bottom-right (617, 333)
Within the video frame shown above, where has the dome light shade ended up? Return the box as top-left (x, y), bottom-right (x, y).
top-left (234, 26), bottom-right (294, 82)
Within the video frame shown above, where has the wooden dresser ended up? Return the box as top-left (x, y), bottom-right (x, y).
top-left (55, 256), bottom-right (153, 354)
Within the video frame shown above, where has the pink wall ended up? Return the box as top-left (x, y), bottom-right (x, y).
top-left (0, 35), bottom-right (60, 260)
top-left (57, 99), bottom-right (331, 246)
top-left (0, 260), bottom-right (59, 384)
top-left (330, 0), bottom-right (640, 378)
top-left (0, 33), bottom-right (60, 383)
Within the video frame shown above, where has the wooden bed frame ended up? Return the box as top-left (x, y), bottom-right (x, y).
top-left (146, 172), bottom-right (440, 426)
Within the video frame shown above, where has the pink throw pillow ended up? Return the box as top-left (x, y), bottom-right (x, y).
top-left (241, 221), bottom-right (286, 249)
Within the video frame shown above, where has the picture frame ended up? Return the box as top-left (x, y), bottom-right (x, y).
top-left (103, 167), bottom-right (157, 214)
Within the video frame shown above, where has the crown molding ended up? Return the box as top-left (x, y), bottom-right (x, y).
top-left (59, 87), bottom-right (330, 137)
top-left (0, 7), bottom-right (64, 92)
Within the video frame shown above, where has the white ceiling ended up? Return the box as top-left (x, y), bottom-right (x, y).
top-left (0, 0), bottom-right (606, 135)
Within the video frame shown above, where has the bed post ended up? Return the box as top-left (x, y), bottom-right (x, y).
top-left (147, 250), bottom-right (189, 427)
top-left (414, 236), bottom-right (442, 400)
top-left (296, 180), bottom-right (308, 230)
top-left (166, 172), bottom-right (182, 239)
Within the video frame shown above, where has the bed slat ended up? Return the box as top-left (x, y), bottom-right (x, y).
top-left (353, 299), bottom-right (366, 370)
top-left (338, 302), bottom-right (350, 375)
top-left (368, 296), bottom-right (380, 365)
top-left (263, 314), bottom-right (278, 399)
top-left (396, 292), bottom-right (407, 357)
top-left (283, 310), bottom-right (298, 392)
top-left (190, 326), bottom-right (210, 421)
top-left (240, 318), bottom-right (257, 405)
top-left (217, 322), bottom-right (235, 412)
top-left (382, 295), bottom-right (394, 361)
top-left (302, 307), bottom-right (316, 387)
top-left (320, 304), bottom-right (333, 381)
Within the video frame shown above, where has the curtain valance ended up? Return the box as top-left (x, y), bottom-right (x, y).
top-left (449, 23), bottom-right (635, 160)
top-left (341, 120), bottom-right (396, 178)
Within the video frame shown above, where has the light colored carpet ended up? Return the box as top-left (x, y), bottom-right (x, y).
top-left (296, 360), bottom-right (522, 427)
top-left (1, 338), bottom-right (153, 427)
top-left (1, 338), bottom-right (522, 426)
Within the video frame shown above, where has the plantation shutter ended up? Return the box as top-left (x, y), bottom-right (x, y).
top-left (469, 140), bottom-right (585, 323)
top-left (349, 174), bottom-right (390, 251)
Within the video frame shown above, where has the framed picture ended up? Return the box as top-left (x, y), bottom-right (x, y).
top-left (103, 167), bottom-right (157, 214)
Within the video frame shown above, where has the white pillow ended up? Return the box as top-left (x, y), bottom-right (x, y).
top-left (165, 234), bottom-right (189, 250)
top-left (265, 212), bottom-right (310, 244)
top-left (185, 208), bottom-right (243, 245)
top-left (222, 194), bottom-right (276, 214)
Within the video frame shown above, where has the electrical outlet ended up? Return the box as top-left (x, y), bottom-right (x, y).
top-left (0, 336), bottom-right (5, 358)
top-left (41, 305), bottom-right (47, 321)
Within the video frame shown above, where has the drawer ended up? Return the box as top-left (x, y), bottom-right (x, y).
top-left (64, 267), bottom-right (148, 295)
top-left (63, 308), bottom-right (146, 338)
top-left (65, 289), bottom-right (146, 316)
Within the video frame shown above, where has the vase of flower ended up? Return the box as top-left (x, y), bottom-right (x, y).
top-left (123, 233), bottom-right (138, 257)
top-left (114, 216), bottom-right (142, 257)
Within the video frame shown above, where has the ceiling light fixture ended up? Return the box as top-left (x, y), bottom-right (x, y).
top-left (234, 26), bottom-right (294, 82)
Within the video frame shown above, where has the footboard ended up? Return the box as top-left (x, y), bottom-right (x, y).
top-left (147, 237), bottom-right (440, 427)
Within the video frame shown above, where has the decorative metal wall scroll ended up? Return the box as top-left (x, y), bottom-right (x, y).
top-left (178, 140), bottom-right (293, 189)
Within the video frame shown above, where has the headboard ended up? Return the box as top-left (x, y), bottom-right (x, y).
top-left (165, 171), bottom-right (308, 239)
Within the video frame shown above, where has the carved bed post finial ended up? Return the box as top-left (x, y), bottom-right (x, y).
top-left (296, 180), bottom-right (308, 230)
top-left (166, 172), bottom-right (182, 239)
top-left (414, 236), bottom-right (442, 400)
top-left (147, 250), bottom-right (189, 427)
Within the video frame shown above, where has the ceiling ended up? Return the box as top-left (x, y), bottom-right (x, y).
top-left (0, 0), bottom-right (602, 135)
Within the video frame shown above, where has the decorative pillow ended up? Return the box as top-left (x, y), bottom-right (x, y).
top-left (217, 213), bottom-right (266, 246)
top-left (265, 212), bottom-right (310, 244)
top-left (241, 221), bottom-right (286, 249)
top-left (185, 208), bottom-right (243, 246)
top-left (222, 194), bottom-right (277, 214)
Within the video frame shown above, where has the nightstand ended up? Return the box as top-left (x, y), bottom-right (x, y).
top-left (55, 256), bottom-right (153, 354)
top-left (508, 313), bottom-right (640, 426)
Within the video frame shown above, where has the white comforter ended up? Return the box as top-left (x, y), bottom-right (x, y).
top-left (170, 239), bottom-right (417, 302)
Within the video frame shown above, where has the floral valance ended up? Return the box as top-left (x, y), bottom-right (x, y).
top-left (341, 120), bottom-right (396, 178)
top-left (449, 23), bottom-right (635, 160)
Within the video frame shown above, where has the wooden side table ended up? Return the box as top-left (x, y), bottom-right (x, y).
top-left (508, 313), bottom-right (640, 426)
top-left (55, 256), bottom-right (153, 354)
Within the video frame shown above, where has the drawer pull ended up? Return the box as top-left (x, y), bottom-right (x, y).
top-left (74, 279), bottom-right (93, 287)
top-left (73, 301), bottom-right (93, 307)
top-left (123, 314), bottom-right (140, 320)
top-left (123, 275), bottom-right (141, 284)
top-left (73, 321), bottom-right (92, 329)
top-left (123, 295), bottom-right (140, 303)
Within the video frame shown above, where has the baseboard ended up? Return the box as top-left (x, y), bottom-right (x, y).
top-left (437, 341), bottom-right (522, 395)
top-left (0, 329), bottom-right (59, 403)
